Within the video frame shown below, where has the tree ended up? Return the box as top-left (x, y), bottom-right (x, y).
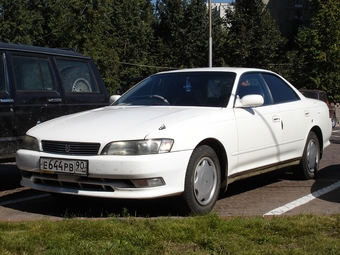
top-left (154, 0), bottom-right (211, 69)
top-left (106, 0), bottom-right (156, 89)
top-left (222, 0), bottom-right (286, 69)
top-left (293, 0), bottom-right (340, 100)
top-left (0, 0), bottom-right (155, 94)
top-left (0, 0), bottom-right (45, 45)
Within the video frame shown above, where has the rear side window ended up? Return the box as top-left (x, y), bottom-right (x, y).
top-left (12, 56), bottom-right (55, 92)
top-left (261, 73), bottom-right (299, 104)
top-left (56, 59), bottom-right (99, 93)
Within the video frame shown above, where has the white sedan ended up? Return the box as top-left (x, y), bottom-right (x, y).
top-left (16, 68), bottom-right (332, 215)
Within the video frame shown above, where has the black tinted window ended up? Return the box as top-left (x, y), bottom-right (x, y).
top-left (56, 59), bottom-right (99, 93)
top-left (0, 54), bottom-right (4, 92)
top-left (261, 73), bottom-right (299, 104)
top-left (12, 56), bottom-right (55, 92)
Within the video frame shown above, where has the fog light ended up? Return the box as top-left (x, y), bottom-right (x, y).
top-left (131, 178), bottom-right (165, 188)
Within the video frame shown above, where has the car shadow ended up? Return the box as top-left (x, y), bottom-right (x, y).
top-left (218, 167), bottom-right (295, 199)
top-left (2, 192), bottom-right (182, 218)
top-left (0, 163), bottom-right (22, 191)
top-left (310, 164), bottom-right (340, 203)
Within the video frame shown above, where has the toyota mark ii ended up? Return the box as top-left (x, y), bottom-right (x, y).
top-left (16, 68), bottom-right (332, 215)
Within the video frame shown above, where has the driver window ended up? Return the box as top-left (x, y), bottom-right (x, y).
top-left (236, 73), bottom-right (272, 105)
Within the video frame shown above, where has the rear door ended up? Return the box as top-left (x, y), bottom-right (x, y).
top-left (0, 51), bottom-right (16, 160)
top-left (261, 73), bottom-right (307, 161)
top-left (55, 58), bottom-right (109, 114)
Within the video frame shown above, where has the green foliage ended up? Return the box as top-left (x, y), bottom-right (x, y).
top-left (293, 0), bottom-right (340, 100)
top-left (0, 0), bottom-right (338, 97)
top-left (0, 0), bottom-right (45, 45)
top-left (223, 0), bottom-right (286, 69)
top-left (154, 0), bottom-right (210, 68)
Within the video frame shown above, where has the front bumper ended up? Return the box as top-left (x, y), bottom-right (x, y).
top-left (16, 149), bottom-right (192, 199)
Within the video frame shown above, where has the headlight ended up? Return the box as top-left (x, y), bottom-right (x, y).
top-left (101, 139), bottom-right (174, 155)
top-left (21, 135), bottom-right (40, 151)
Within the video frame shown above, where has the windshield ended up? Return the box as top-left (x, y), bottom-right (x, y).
top-left (113, 72), bottom-right (236, 107)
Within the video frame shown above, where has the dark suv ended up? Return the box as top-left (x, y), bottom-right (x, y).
top-left (0, 43), bottom-right (109, 162)
top-left (300, 89), bottom-right (336, 128)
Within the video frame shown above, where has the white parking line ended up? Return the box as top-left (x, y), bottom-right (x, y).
top-left (263, 181), bottom-right (340, 216)
top-left (0, 194), bottom-right (50, 207)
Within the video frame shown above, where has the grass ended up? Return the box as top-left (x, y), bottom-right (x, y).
top-left (0, 213), bottom-right (340, 255)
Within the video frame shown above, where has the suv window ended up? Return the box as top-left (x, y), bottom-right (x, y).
top-left (0, 54), bottom-right (4, 92)
top-left (12, 56), bottom-right (55, 92)
top-left (261, 73), bottom-right (299, 104)
top-left (56, 59), bottom-right (99, 93)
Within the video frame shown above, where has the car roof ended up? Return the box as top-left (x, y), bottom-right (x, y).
top-left (155, 67), bottom-right (275, 75)
top-left (0, 42), bottom-right (90, 59)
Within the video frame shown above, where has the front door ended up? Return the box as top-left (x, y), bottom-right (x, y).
top-left (233, 73), bottom-right (282, 173)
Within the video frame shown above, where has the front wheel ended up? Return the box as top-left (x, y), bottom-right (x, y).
top-left (174, 145), bottom-right (221, 215)
top-left (294, 131), bottom-right (320, 180)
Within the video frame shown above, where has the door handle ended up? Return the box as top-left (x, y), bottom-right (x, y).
top-left (48, 98), bottom-right (62, 103)
top-left (272, 116), bottom-right (280, 123)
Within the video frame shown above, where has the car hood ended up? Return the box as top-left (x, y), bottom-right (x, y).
top-left (27, 106), bottom-right (221, 142)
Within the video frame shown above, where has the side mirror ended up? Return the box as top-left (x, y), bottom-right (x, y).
top-left (109, 95), bottom-right (121, 104)
top-left (234, 94), bottom-right (264, 108)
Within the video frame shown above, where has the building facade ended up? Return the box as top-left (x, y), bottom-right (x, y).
top-left (263, 0), bottom-right (311, 37)
top-left (209, 0), bottom-right (312, 37)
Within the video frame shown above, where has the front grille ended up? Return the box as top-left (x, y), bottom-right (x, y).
top-left (42, 140), bottom-right (100, 155)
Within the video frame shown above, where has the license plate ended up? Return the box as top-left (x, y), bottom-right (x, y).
top-left (40, 157), bottom-right (88, 176)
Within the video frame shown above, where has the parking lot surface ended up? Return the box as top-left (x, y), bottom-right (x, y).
top-left (1, 128), bottom-right (340, 221)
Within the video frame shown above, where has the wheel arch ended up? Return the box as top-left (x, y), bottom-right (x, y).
top-left (196, 138), bottom-right (228, 189)
top-left (310, 126), bottom-right (324, 159)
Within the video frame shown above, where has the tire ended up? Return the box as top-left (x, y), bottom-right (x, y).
top-left (175, 145), bottom-right (221, 215)
top-left (294, 131), bottom-right (320, 180)
top-left (61, 67), bottom-right (92, 92)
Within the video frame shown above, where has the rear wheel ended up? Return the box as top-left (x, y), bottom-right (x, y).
top-left (294, 131), bottom-right (320, 180)
top-left (174, 145), bottom-right (220, 215)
